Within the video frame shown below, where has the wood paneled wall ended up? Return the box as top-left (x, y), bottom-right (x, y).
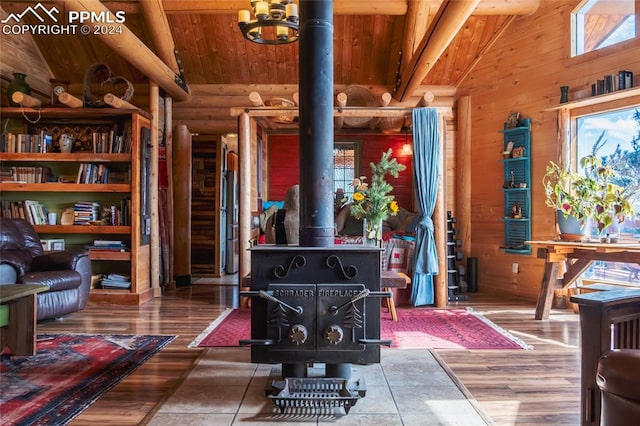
top-left (457, 1), bottom-right (640, 300)
top-left (266, 133), bottom-right (415, 212)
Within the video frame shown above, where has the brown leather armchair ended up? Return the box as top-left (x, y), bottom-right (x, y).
top-left (0, 217), bottom-right (91, 320)
top-left (597, 349), bottom-right (640, 426)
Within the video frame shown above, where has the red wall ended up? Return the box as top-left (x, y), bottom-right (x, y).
top-left (267, 133), bottom-right (414, 211)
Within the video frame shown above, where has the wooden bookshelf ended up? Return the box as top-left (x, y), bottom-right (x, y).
top-left (0, 107), bottom-right (151, 305)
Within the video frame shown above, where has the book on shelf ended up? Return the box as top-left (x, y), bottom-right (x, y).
top-left (1, 199), bottom-right (49, 225)
top-left (76, 163), bottom-right (110, 184)
top-left (0, 166), bottom-right (52, 183)
top-left (1, 131), bottom-right (53, 153)
top-left (99, 272), bottom-right (131, 289)
top-left (86, 240), bottom-right (127, 251)
top-left (93, 239), bottom-right (124, 245)
top-left (86, 246), bottom-right (127, 252)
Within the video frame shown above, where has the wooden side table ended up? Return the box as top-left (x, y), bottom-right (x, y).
top-left (0, 284), bottom-right (49, 356)
top-left (381, 271), bottom-right (411, 321)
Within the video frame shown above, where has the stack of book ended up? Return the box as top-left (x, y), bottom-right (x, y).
top-left (85, 240), bottom-right (127, 252)
top-left (100, 273), bottom-right (131, 289)
top-left (73, 201), bottom-right (100, 224)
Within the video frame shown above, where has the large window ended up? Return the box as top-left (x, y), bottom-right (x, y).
top-left (333, 142), bottom-right (360, 200)
top-left (576, 106), bottom-right (640, 285)
top-left (572, 0), bottom-right (636, 56)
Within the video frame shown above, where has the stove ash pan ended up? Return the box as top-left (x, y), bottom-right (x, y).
top-left (242, 247), bottom-right (390, 364)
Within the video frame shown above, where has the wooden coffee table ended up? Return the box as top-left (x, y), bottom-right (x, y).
top-left (0, 284), bottom-right (49, 356)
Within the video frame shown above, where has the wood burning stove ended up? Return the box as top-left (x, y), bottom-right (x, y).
top-left (240, 0), bottom-right (391, 412)
top-left (241, 246), bottom-right (391, 411)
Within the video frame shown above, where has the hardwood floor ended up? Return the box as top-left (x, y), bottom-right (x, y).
top-left (35, 277), bottom-right (582, 425)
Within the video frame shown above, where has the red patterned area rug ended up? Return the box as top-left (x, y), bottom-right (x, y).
top-left (189, 307), bottom-right (531, 350)
top-left (1, 333), bottom-right (175, 426)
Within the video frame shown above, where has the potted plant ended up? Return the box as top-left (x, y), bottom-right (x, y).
top-left (543, 154), bottom-right (635, 241)
top-left (579, 154), bottom-right (635, 240)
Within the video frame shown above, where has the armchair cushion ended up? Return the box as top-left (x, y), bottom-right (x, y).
top-left (21, 270), bottom-right (82, 292)
top-left (597, 349), bottom-right (640, 402)
top-left (31, 250), bottom-right (87, 273)
top-left (597, 349), bottom-right (640, 425)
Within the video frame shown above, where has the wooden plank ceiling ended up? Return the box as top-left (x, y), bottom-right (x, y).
top-left (0, 0), bottom-right (543, 131)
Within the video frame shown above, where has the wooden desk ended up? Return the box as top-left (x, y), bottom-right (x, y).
top-left (526, 240), bottom-right (640, 320)
top-left (0, 284), bottom-right (49, 355)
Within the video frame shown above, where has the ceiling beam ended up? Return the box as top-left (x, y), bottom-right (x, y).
top-left (160, 0), bottom-right (539, 16)
top-left (401, 0), bottom-right (433, 78)
top-left (162, 0), bottom-right (407, 15)
top-left (229, 105), bottom-right (452, 118)
top-left (57, 0), bottom-right (190, 101)
top-left (139, 0), bottom-right (180, 75)
top-left (394, 0), bottom-right (480, 102)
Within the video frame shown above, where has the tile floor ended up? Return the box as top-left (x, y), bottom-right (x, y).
top-left (148, 347), bottom-right (492, 425)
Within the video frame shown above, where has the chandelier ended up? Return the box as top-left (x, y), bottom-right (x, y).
top-left (238, 1), bottom-right (299, 45)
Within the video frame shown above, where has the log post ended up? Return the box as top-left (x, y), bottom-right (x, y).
top-left (164, 96), bottom-right (175, 289)
top-left (149, 82), bottom-right (161, 297)
top-left (420, 91), bottom-right (435, 106)
top-left (249, 91), bottom-right (265, 107)
top-left (371, 92), bottom-right (393, 130)
top-left (334, 92), bottom-right (347, 130)
top-left (11, 92), bottom-right (42, 108)
top-left (239, 112), bottom-right (252, 307)
top-left (434, 114), bottom-right (448, 307)
top-left (457, 96), bottom-right (472, 260)
top-left (58, 92), bottom-right (83, 108)
top-left (104, 93), bottom-right (137, 110)
top-left (173, 124), bottom-right (192, 286)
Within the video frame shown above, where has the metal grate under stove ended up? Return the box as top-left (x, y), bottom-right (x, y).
top-left (267, 376), bottom-right (366, 414)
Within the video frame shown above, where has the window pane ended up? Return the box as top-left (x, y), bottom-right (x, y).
top-left (576, 107), bottom-right (640, 286)
top-left (573, 0), bottom-right (636, 55)
top-left (334, 143), bottom-right (358, 200)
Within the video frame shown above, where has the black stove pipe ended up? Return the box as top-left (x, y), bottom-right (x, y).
top-left (284, 0), bottom-right (348, 380)
top-left (298, 0), bottom-right (334, 248)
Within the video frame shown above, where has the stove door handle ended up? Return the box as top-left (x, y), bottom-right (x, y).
top-left (239, 339), bottom-right (274, 346)
top-left (359, 338), bottom-right (393, 347)
top-left (367, 291), bottom-right (393, 298)
top-left (240, 290), bottom-right (303, 315)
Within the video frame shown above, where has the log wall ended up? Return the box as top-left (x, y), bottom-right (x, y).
top-left (457, 1), bottom-right (640, 300)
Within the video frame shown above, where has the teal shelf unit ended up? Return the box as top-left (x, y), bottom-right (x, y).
top-left (500, 118), bottom-right (531, 255)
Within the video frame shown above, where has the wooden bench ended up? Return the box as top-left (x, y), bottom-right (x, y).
top-left (0, 284), bottom-right (49, 356)
top-left (381, 271), bottom-right (411, 321)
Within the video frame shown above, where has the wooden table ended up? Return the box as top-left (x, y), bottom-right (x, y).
top-left (526, 240), bottom-right (640, 320)
top-left (0, 284), bottom-right (49, 355)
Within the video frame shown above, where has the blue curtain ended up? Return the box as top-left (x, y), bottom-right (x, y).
top-left (410, 108), bottom-right (440, 306)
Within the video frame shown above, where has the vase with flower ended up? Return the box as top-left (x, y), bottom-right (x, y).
top-left (349, 149), bottom-right (406, 246)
